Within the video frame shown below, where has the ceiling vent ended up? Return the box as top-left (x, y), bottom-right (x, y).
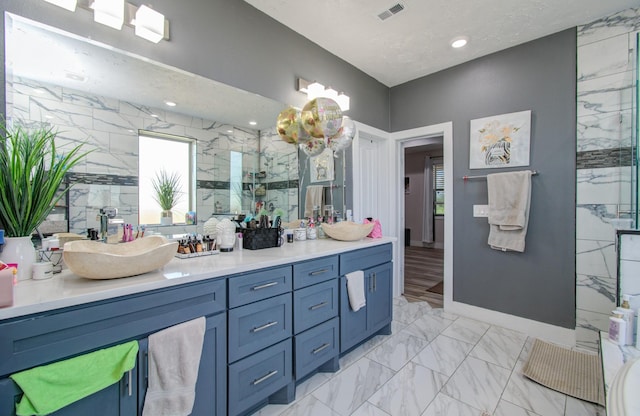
top-left (377, 3), bottom-right (405, 21)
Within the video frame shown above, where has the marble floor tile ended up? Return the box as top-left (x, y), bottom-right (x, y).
top-left (502, 361), bottom-right (566, 416)
top-left (367, 362), bottom-right (448, 416)
top-left (366, 331), bottom-right (429, 371)
top-left (412, 334), bottom-right (474, 377)
top-left (312, 357), bottom-right (395, 416)
top-left (394, 300), bottom-right (432, 325)
top-left (277, 395), bottom-right (341, 416)
top-left (565, 397), bottom-right (605, 416)
top-left (470, 325), bottom-right (528, 369)
top-left (421, 393), bottom-right (481, 416)
top-left (339, 334), bottom-right (388, 370)
top-left (441, 317), bottom-right (490, 345)
top-left (351, 402), bottom-right (390, 416)
top-left (294, 372), bottom-right (332, 398)
top-left (427, 308), bottom-right (460, 321)
top-left (401, 312), bottom-right (455, 342)
top-left (442, 356), bottom-right (511, 413)
top-left (494, 400), bottom-right (541, 416)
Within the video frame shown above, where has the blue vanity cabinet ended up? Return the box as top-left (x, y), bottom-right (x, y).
top-left (227, 266), bottom-right (295, 416)
top-left (292, 256), bottom-right (341, 380)
top-left (0, 278), bottom-right (227, 416)
top-left (339, 244), bottom-right (393, 353)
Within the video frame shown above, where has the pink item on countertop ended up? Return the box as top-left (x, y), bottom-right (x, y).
top-left (363, 218), bottom-right (382, 238)
top-left (0, 266), bottom-right (16, 307)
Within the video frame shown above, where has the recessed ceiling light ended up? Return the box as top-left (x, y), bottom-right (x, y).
top-left (226, 129), bottom-right (233, 133)
top-left (164, 101), bottom-right (176, 107)
top-left (249, 121), bottom-right (257, 126)
top-left (45, 115), bottom-right (54, 119)
top-left (151, 114), bottom-right (159, 118)
top-left (451, 36), bottom-right (469, 49)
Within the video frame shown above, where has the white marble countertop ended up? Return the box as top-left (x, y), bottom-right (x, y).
top-left (0, 237), bottom-right (395, 320)
top-left (599, 331), bottom-right (640, 412)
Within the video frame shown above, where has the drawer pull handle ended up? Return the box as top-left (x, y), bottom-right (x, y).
top-left (309, 269), bottom-right (329, 276)
top-left (312, 343), bottom-right (330, 354)
top-left (251, 321), bottom-right (278, 332)
top-left (252, 281), bottom-right (278, 291)
top-left (252, 370), bottom-right (278, 385)
top-left (309, 301), bottom-right (328, 311)
top-left (373, 272), bottom-right (377, 291)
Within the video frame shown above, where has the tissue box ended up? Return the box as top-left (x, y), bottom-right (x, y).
top-left (239, 228), bottom-right (281, 250)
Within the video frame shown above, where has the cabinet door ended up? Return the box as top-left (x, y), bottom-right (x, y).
top-left (367, 262), bottom-right (393, 334)
top-left (0, 365), bottom-right (137, 416)
top-left (138, 313), bottom-right (227, 416)
top-left (339, 275), bottom-right (369, 353)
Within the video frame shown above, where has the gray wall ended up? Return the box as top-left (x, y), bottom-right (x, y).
top-left (391, 29), bottom-right (577, 328)
top-left (0, 0), bottom-right (389, 130)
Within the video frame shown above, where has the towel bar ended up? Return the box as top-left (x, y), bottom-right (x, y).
top-left (462, 170), bottom-right (539, 181)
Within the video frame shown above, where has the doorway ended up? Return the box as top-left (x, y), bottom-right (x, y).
top-left (403, 140), bottom-right (444, 307)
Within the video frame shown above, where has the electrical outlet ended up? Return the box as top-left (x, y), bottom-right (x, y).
top-left (473, 204), bottom-right (489, 217)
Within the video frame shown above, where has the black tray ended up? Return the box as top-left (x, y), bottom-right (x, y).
top-left (239, 228), bottom-right (281, 250)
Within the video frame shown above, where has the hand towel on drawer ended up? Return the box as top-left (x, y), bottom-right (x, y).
top-left (143, 316), bottom-right (206, 416)
top-left (486, 170), bottom-right (532, 252)
top-left (10, 340), bottom-right (138, 416)
top-left (345, 270), bottom-right (366, 312)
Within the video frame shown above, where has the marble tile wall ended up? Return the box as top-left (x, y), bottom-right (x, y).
top-left (576, 6), bottom-right (640, 350)
top-left (7, 77), bottom-right (299, 235)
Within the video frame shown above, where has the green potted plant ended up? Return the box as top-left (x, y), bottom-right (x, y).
top-left (151, 169), bottom-right (183, 225)
top-left (0, 122), bottom-right (88, 280)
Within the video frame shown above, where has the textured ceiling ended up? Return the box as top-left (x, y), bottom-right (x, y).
top-left (243, 0), bottom-right (639, 87)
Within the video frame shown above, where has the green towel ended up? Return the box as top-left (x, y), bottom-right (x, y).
top-left (10, 340), bottom-right (139, 416)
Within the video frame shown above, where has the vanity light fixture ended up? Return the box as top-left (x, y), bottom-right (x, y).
top-left (40, 0), bottom-right (170, 43)
top-left (92, 0), bottom-right (124, 30)
top-left (134, 5), bottom-right (165, 43)
top-left (43, 0), bottom-right (77, 12)
top-left (297, 78), bottom-right (350, 111)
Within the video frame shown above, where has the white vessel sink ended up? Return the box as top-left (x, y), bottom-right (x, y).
top-left (321, 222), bottom-right (374, 241)
top-left (609, 356), bottom-right (640, 416)
top-left (63, 235), bottom-right (178, 280)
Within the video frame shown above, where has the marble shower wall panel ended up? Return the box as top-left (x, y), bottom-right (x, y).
top-left (575, 6), bottom-right (640, 350)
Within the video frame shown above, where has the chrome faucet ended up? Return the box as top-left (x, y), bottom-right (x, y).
top-left (97, 207), bottom-right (120, 242)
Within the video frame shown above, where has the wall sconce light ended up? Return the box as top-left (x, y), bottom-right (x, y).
top-left (297, 78), bottom-right (350, 111)
top-left (43, 0), bottom-right (77, 11)
top-left (41, 0), bottom-right (170, 43)
top-left (134, 5), bottom-right (166, 43)
top-left (92, 0), bottom-right (124, 30)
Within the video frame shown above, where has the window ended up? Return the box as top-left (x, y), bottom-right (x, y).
top-left (139, 131), bottom-right (195, 225)
top-left (433, 160), bottom-right (444, 215)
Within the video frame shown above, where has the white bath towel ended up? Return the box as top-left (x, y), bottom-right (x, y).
top-left (304, 185), bottom-right (325, 217)
top-left (486, 170), bottom-right (532, 252)
top-left (142, 316), bottom-right (206, 416)
top-left (346, 270), bottom-right (366, 312)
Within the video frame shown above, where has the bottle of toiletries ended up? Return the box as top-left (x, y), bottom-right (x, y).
top-left (618, 295), bottom-right (635, 345)
top-left (609, 312), bottom-right (627, 345)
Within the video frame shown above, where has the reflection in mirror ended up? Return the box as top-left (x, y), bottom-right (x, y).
top-left (298, 148), bottom-right (347, 222)
top-left (5, 13), bottom-right (299, 236)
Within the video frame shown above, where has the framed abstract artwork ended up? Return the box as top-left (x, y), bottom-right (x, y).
top-left (469, 110), bottom-right (531, 169)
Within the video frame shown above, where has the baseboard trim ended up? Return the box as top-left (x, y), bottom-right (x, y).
top-left (447, 301), bottom-right (576, 347)
top-left (409, 240), bottom-right (444, 249)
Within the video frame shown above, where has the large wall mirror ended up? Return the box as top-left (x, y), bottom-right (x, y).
top-left (4, 13), bottom-right (350, 236)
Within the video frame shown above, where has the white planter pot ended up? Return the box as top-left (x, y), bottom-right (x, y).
top-left (0, 236), bottom-right (37, 281)
top-left (160, 210), bottom-right (173, 226)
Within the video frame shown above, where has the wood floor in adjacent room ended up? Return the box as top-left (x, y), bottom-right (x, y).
top-left (403, 246), bottom-right (444, 308)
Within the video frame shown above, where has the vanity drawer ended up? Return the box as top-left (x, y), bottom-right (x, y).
top-left (294, 317), bottom-right (339, 380)
top-left (293, 256), bottom-right (339, 289)
top-left (228, 338), bottom-right (292, 416)
top-left (293, 279), bottom-right (338, 334)
top-left (228, 293), bottom-right (292, 363)
top-left (0, 279), bottom-right (225, 377)
top-left (228, 266), bottom-right (292, 308)
top-left (339, 244), bottom-right (392, 275)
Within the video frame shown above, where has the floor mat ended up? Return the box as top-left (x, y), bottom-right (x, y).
top-left (523, 339), bottom-right (605, 406)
